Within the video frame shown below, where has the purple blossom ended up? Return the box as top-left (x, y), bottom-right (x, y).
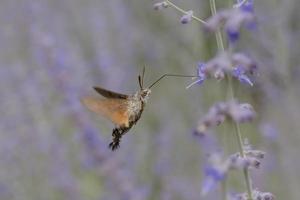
top-left (197, 100), bottom-right (255, 133)
top-left (204, 166), bottom-right (226, 181)
top-left (201, 177), bottom-right (219, 197)
top-left (235, 0), bottom-right (257, 30)
top-left (153, 1), bottom-right (168, 10)
top-left (232, 66), bottom-right (254, 86)
top-left (180, 10), bottom-right (193, 24)
top-left (234, 189), bottom-right (275, 200)
top-left (206, 7), bottom-right (255, 43)
top-left (227, 28), bottom-right (240, 43)
top-left (228, 102), bottom-right (256, 123)
top-left (186, 62), bottom-right (207, 88)
top-left (232, 53), bottom-right (257, 74)
top-left (229, 140), bottom-right (265, 170)
top-left (201, 153), bottom-right (229, 196)
top-left (236, 0), bottom-right (254, 13)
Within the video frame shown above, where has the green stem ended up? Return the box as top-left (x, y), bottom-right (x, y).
top-left (221, 180), bottom-right (228, 200)
top-left (209, 1), bottom-right (227, 199)
top-left (166, 0), bottom-right (207, 25)
top-left (230, 78), bottom-right (253, 199)
top-left (243, 169), bottom-right (253, 200)
top-left (232, 112), bottom-right (245, 158)
top-left (228, 36), bottom-right (254, 200)
top-left (209, 0), bottom-right (225, 51)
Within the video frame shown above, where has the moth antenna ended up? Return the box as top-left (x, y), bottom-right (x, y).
top-left (138, 75), bottom-right (143, 90)
top-left (141, 65), bottom-right (146, 89)
top-left (148, 74), bottom-right (199, 89)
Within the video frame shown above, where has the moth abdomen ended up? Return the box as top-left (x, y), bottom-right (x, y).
top-left (109, 128), bottom-right (122, 151)
top-left (109, 126), bottom-right (131, 151)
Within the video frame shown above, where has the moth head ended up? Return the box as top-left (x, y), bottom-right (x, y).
top-left (140, 88), bottom-right (151, 103)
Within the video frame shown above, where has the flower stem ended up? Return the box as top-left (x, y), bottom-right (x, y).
top-left (209, 0), bottom-right (253, 199)
top-left (209, 0), bottom-right (225, 51)
top-left (243, 168), bottom-right (253, 200)
top-left (230, 82), bottom-right (253, 198)
top-left (166, 0), bottom-right (207, 25)
top-left (221, 180), bottom-right (228, 200)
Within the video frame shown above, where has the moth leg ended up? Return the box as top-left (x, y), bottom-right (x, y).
top-left (109, 126), bottom-right (130, 151)
top-left (109, 128), bottom-right (122, 151)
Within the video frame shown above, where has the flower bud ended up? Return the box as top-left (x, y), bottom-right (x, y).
top-left (180, 10), bottom-right (193, 24)
top-left (153, 1), bottom-right (168, 10)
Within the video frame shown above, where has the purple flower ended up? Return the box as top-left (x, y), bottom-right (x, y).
top-left (206, 2), bottom-right (255, 42)
top-left (236, 0), bottom-right (254, 13)
top-left (201, 153), bottom-right (229, 196)
top-left (232, 66), bottom-right (253, 86)
top-left (235, 0), bottom-right (256, 30)
top-left (204, 166), bottom-right (226, 181)
top-left (180, 10), bottom-right (193, 24)
top-left (235, 189), bottom-right (275, 200)
top-left (186, 62), bottom-right (207, 89)
top-left (226, 28), bottom-right (240, 43)
top-left (153, 1), bottom-right (168, 10)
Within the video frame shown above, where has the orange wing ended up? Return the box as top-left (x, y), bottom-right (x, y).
top-left (81, 97), bottom-right (129, 127)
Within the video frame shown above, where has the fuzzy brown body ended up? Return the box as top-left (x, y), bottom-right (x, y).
top-left (109, 94), bottom-right (146, 150)
top-left (82, 86), bottom-right (150, 150)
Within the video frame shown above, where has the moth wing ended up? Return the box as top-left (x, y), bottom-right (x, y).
top-left (93, 87), bottom-right (129, 99)
top-left (81, 97), bottom-right (129, 127)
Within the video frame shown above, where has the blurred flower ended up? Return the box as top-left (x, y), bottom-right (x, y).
top-left (203, 52), bottom-right (232, 77)
top-left (234, 0), bottom-right (254, 13)
top-left (201, 142), bottom-right (266, 196)
top-left (229, 153), bottom-right (261, 169)
top-left (195, 100), bottom-right (255, 135)
top-left (233, 189), bottom-right (275, 200)
top-left (227, 29), bottom-right (240, 43)
top-left (232, 66), bottom-right (253, 86)
top-left (186, 62), bottom-right (207, 89)
top-left (225, 9), bottom-right (255, 43)
top-left (201, 153), bottom-right (229, 196)
top-left (229, 139), bottom-right (265, 170)
top-left (234, 0), bottom-right (257, 30)
top-left (180, 10), bottom-right (193, 24)
top-left (194, 102), bottom-right (226, 135)
top-left (214, 68), bottom-right (226, 80)
top-left (187, 52), bottom-right (257, 87)
top-left (232, 53), bottom-right (257, 74)
top-left (205, 10), bottom-right (231, 32)
top-left (153, 1), bottom-right (168, 10)
top-left (205, 7), bottom-right (255, 43)
top-left (228, 101), bottom-right (256, 123)
top-left (245, 150), bottom-right (265, 159)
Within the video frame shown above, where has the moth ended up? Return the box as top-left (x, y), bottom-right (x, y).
top-left (82, 68), bottom-right (197, 150)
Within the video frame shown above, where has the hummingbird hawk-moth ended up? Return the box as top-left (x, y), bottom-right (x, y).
top-left (82, 68), bottom-right (197, 151)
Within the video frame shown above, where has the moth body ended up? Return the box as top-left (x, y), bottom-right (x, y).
top-left (110, 89), bottom-right (151, 150)
top-left (127, 89), bottom-right (151, 121)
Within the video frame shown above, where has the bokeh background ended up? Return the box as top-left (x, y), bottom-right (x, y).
top-left (1, 0), bottom-right (300, 199)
